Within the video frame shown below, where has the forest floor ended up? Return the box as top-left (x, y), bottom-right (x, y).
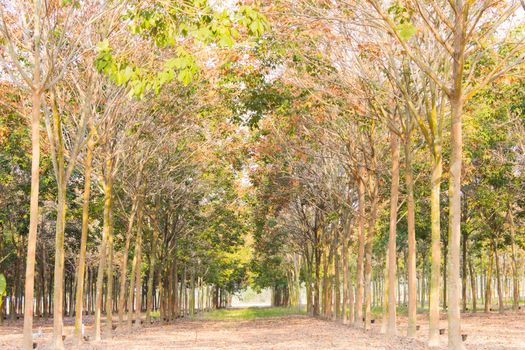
top-left (1, 308), bottom-right (525, 349)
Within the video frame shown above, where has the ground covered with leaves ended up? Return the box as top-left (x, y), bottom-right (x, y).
top-left (1, 308), bottom-right (525, 349)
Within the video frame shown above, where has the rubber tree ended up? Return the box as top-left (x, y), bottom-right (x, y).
top-left (366, 1), bottom-right (523, 347)
top-left (0, 2), bottom-right (59, 348)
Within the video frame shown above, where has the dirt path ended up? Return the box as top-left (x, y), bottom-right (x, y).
top-left (1, 313), bottom-right (525, 349)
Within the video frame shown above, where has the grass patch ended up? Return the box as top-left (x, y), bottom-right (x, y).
top-left (200, 306), bottom-right (306, 321)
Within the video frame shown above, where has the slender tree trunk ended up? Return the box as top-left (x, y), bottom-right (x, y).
top-left (355, 166), bottom-right (366, 325)
top-left (22, 1), bottom-right (43, 346)
top-left (42, 245), bottom-right (48, 320)
top-left (189, 267), bottom-right (195, 316)
top-left (348, 264), bottom-right (354, 324)
top-left (508, 207), bottom-right (519, 311)
top-left (428, 150), bottom-right (442, 347)
top-left (313, 231), bottom-right (321, 317)
top-left (342, 226), bottom-right (349, 324)
top-left (447, 3), bottom-right (467, 348)
top-left (364, 173), bottom-right (378, 330)
top-left (493, 242), bottom-right (504, 313)
top-left (127, 203), bottom-right (144, 327)
top-left (468, 257), bottom-right (476, 313)
top-left (381, 252), bottom-right (389, 334)
top-left (94, 159), bottom-right (113, 341)
top-left (322, 249), bottom-right (328, 316)
top-left (462, 230), bottom-right (468, 313)
top-left (485, 251), bottom-right (493, 313)
top-left (305, 253), bottom-right (312, 315)
top-left (52, 105), bottom-right (67, 350)
top-left (133, 218), bottom-right (144, 327)
top-left (444, 242), bottom-right (448, 309)
top-left (387, 131), bottom-right (400, 336)
top-left (173, 256), bottom-right (179, 320)
top-left (74, 131), bottom-right (94, 342)
top-left (118, 195), bottom-right (140, 324)
top-left (334, 232), bottom-right (341, 320)
top-left (127, 251), bottom-right (137, 326)
top-left (146, 220), bottom-right (158, 324)
top-left (105, 218), bottom-right (114, 334)
top-left (23, 83), bottom-right (42, 350)
top-left (405, 130), bottom-right (417, 337)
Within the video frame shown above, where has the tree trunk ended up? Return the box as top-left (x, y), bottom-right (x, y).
top-left (405, 127), bottom-right (417, 337)
top-left (74, 130), bottom-right (94, 342)
top-left (485, 251), bottom-right (493, 313)
top-left (334, 232), bottom-right (341, 320)
top-left (462, 230), bottom-right (468, 313)
top-left (355, 166), bottom-right (366, 325)
top-left (22, 1), bottom-right (43, 345)
top-left (127, 204), bottom-right (144, 327)
top-left (23, 84), bottom-right (42, 350)
top-left (428, 150), bottom-right (443, 347)
top-left (118, 194), bottom-right (140, 324)
top-left (146, 219), bottom-right (159, 324)
top-left (508, 207), bottom-right (519, 311)
top-left (94, 158), bottom-right (113, 340)
top-left (173, 255), bottom-right (179, 320)
top-left (134, 221), bottom-right (144, 327)
top-left (105, 218), bottom-right (115, 334)
top-left (313, 231), bottom-right (321, 317)
top-left (342, 226), bottom-right (349, 324)
top-left (364, 173), bottom-right (378, 330)
top-left (189, 267), bottom-right (195, 316)
top-left (381, 252), bottom-right (389, 334)
top-left (387, 131), bottom-right (400, 336)
top-left (468, 257), bottom-right (476, 313)
top-left (493, 242), bottom-right (504, 313)
top-left (447, 3), bottom-right (467, 348)
top-left (443, 242), bottom-right (448, 309)
top-left (52, 113), bottom-right (67, 350)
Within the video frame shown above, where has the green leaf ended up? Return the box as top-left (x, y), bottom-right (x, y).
top-left (0, 274), bottom-right (6, 296)
top-left (96, 39), bottom-right (110, 52)
top-left (396, 22), bottom-right (416, 40)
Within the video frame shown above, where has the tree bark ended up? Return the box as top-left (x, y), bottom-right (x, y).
top-left (387, 131), bottom-right (400, 336)
top-left (133, 217), bottom-right (144, 327)
top-left (313, 228), bottom-right (321, 317)
top-left (428, 146), bottom-right (443, 347)
top-left (94, 158), bottom-right (113, 341)
top-left (146, 217), bottom-right (159, 324)
top-left (405, 128), bottom-right (417, 337)
top-left (128, 201), bottom-right (144, 326)
top-left (74, 128), bottom-right (94, 342)
top-left (355, 166), bottom-right (366, 326)
top-left (508, 207), bottom-right (519, 311)
top-left (23, 78), bottom-right (42, 350)
top-left (468, 257), bottom-right (477, 313)
top-left (51, 98), bottom-right (67, 350)
top-left (118, 195), bottom-right (139, 324)
top-left (493, 242), bottom-right (504, 313)
top-left (105, 218), bottom-right (115, 333)
top-left (364, 172), bottom-right (378, 330)
top-left (462, 230), bottom-right (468, 313)
top-left (22, 1), bottom-right (43, 347)
top-left (334, 231), bottom-right (341, 320)
top-left (447, 2), bottom-right (467, 348)
top-left (485, 251), bottom-right (493, 313)
top-left (342, 223), bottom-right (349, 324)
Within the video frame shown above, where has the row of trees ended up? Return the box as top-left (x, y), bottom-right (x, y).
top-left (0, 1), bottom-right (268, 349)
top-left (0, 1), bottom-right (524, 350)
top-left (247, 1), bottom-right (524, 350)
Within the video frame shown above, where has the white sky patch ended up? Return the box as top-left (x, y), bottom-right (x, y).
top-left (239, 167), bottom-right (252, 189)
top-left (209, 0), bottom-right (238, 13)
top-left (264, 64), bottom-right (285, 83)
